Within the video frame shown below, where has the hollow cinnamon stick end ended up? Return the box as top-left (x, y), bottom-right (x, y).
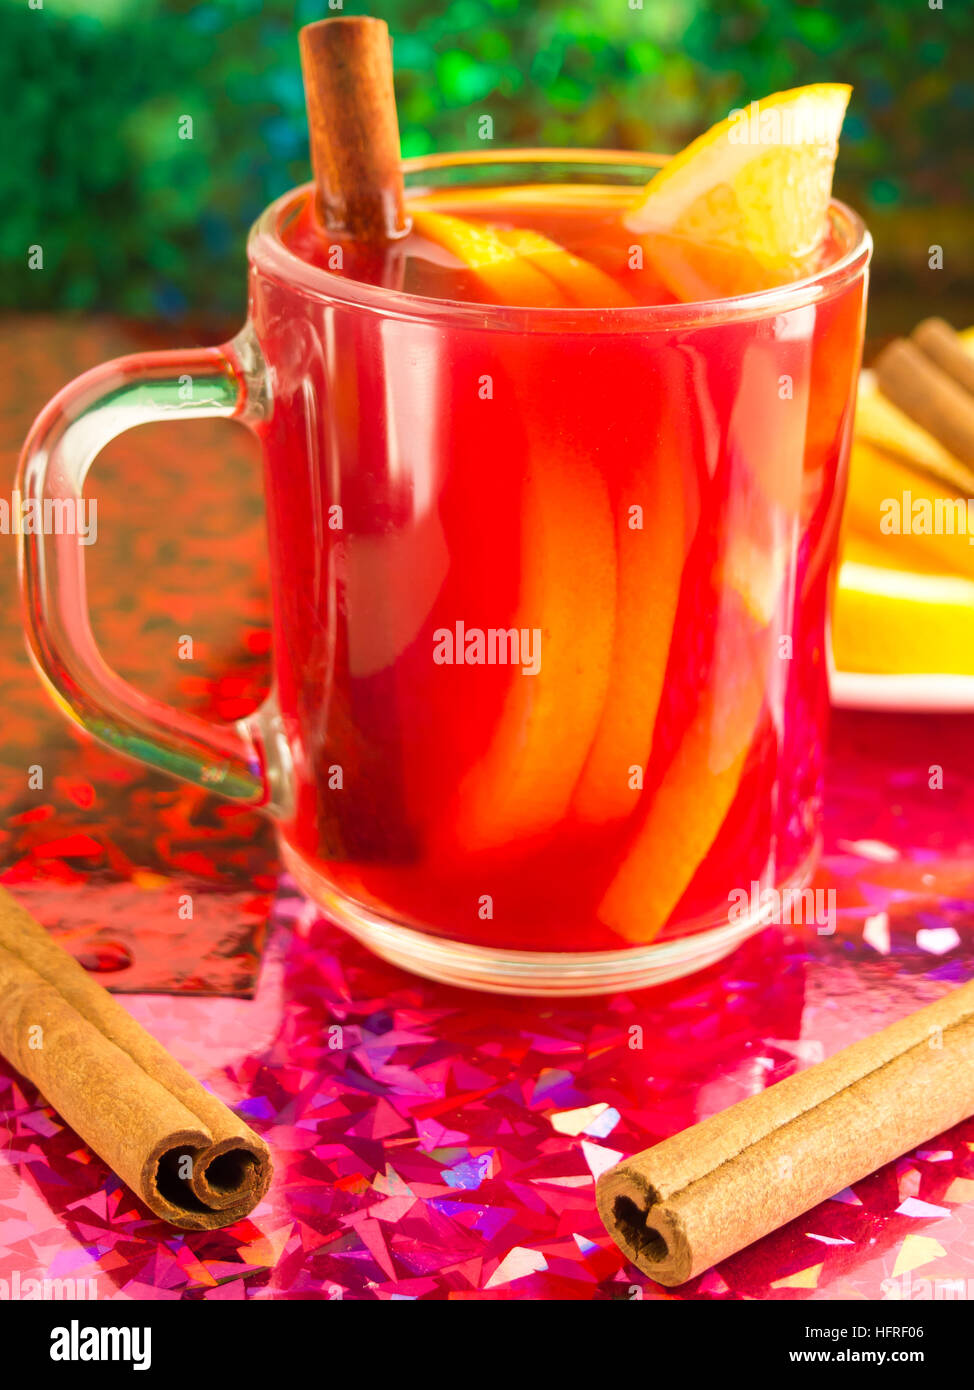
top-left (191, 1134), bottom-right (273, 1213)
top-left (596, 1163), bottom-right (693, 1287)
top-left (142, 1131), bottom-right (273, 1231)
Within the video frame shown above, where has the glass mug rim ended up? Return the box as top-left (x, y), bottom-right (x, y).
top-left (249, 146), bottom-right (872, 331)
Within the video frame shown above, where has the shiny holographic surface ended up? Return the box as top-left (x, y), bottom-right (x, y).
top-left (2, 867), bottom-right (974, 1300)
top-left (1, 319), bottom-right (973, 1299)
top-left (0, 320), bottom-right (274, 996)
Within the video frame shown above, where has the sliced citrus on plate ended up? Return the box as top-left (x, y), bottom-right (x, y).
top-left (626, 83), bottom-right (851, 299)
top-left (834, 549), bottom-right (974, 677)
top-left (854, 373), bottom-right (974, 495)
top-left (842, 438), bottom-right (974, 582)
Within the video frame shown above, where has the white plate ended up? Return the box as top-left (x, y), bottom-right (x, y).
top-left (830, 668), bottom-right (974, 713)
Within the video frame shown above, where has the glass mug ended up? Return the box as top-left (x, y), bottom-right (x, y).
top-left (18, 152), bottom-right (871, 995)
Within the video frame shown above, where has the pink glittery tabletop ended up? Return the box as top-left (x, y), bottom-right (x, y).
top-left (1, 318), bottom-right (973, 1301)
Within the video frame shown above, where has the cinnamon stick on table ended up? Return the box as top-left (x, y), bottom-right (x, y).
top-left (597, 980), bottom-right (974, 1286)
top-left (0, 887), bottom-right (271, 1230)
top-left (912, 317), bottom-right (974, 397)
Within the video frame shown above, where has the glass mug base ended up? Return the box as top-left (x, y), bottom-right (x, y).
top-left (279, 836), bottom-right (821, 996)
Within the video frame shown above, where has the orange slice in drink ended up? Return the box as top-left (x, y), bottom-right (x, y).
top-left (570, 374), bottom-right (688, 824)
top-left (409, 208), bottom-right (633, 308)
top-left (406, 208), bottom-right (628, 849)
top-left (494, 227), bottom-right (635, 307)
top-left (597, 593), bottom-right (772, 943)
top-left (450, 441), bottom-right (617, 852)
top-left (596, 466), bottom-right (786, 944)
top-left (409, 208), bottom-right (569, 307)
top-left (626, 84), bottom-right (851, 299)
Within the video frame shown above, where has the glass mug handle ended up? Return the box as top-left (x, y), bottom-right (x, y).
top-left (17, 331), bottom-right (289, 813)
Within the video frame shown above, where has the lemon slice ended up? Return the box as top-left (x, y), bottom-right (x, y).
top-left (855, 373), bottom-right (974, 493)
top-left (843, 439), bottom-right (974, 581)
top-left (834, 555), bottom-right (974, 676)
top-left (626, 83), bottom-right (851, 298)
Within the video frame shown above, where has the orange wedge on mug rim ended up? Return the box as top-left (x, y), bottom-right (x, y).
top-left (626, 83), bottom-right (851, 300)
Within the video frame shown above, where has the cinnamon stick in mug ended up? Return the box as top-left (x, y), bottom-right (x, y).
top-left (298, 12), bottom-right (416, 861)
top-left (597, 980), bottom-right (974, 1286)
top-left (299, 15), bottom-right (406, 242)
top-left (0, 887), bottom-right (271, 1230)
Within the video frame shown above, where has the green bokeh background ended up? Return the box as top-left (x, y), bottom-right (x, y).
top-left (4, 0), bottom-right (972, 332)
